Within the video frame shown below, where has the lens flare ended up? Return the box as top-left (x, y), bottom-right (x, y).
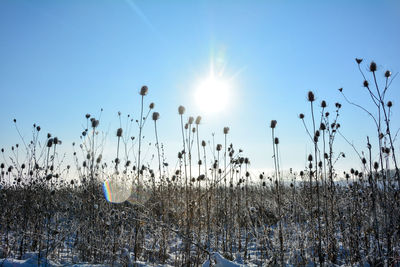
top-left (103, 175), bottom-right (149, 205)
top-left (102, 178), bottom-right (131, 204)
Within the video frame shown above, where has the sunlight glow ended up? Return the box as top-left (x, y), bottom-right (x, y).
top-left (194, 75), bottom-right (231, 114)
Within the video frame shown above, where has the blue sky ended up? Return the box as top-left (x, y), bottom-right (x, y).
top-left (1, 0), bottom-right (399, 174)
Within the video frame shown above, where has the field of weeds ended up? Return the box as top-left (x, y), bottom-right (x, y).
top-left (1, 60), bottom-right (399, 266)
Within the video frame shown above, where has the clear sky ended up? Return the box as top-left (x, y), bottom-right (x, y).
top-left (1, 0), bottom-right (399, 175)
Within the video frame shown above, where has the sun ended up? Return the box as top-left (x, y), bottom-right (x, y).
top-left (194, 75), bottom-right (231, 114)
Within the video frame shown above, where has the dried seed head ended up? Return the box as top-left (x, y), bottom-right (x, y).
top-left (299, 113), bottom-right (305, 119)
top-left (116, 128), bottom-right (123, 137)
top-left (270, 120), bottom-right (277, 129)
top-left (385, 70), bottom-right (391, 78)
top-left (369, 61), bottom-right (377, 72)
top-left (338, 88), bottom-right (343, 92)
top-left (307, 91), bottom-right (315, 102)
top-left (195, 116), bottom-right (202, 125)
top-left (320, 123), bottom-right (326, 131)
top-left (216, 144), bottom-right (222, 151)
top-left (223, 127), bottom-right (230, 134)
top-left (36, 126), bottom-right (41, 131)
top-left (321, 100), bottom-right (327, 108)
top-left (152, 112), bottom-right (160, 121)
top-left (363, 80), bottom-right (369, 87)
top-left (373, 161), bottom-right (379, 170)
top-left (140, 85), bottom-right (148, 96)
top-left (387, 101), bottom-right (393, 108)
top-left (47, 138), bottom-right (53, 148)
top-left (201, 140), bottom-right (206, 147)
top-left (178, 105), bottom-right (185, 115)
top-left (188, 116), bottom-right (194, 124)
top-left (308, 154), bottom-right (313, 162)
top-left (91, 119), bottom-right (99, 128)
top-left (85, 114), bottom-right (90, 119)
top-left (274, 137), bottom-right (279, 145)
top-left (300, 171), bottom-right (304, 176)
top-left (362, 157), bottom-right (367, 165)
top-left (149, 102), bottom-right (155, 109)
top-left (355, 58), bottom-right (363, 64)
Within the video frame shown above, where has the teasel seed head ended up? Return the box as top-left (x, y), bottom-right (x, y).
top-left (363, 80), bottom-right (369, 87)
top-left (308, 154), bottom-right (313, 162)
top-left (178, 105), bottom-right (185, 115)
top-left (338, 88), bottom-right (343, 92)
top-left (321, 100), bottom-right (327, 108)
top-left (385, 70), bottom-right (391, 78)
top-left (307, 91), bottom-right (315, 102)
top-left (116, 128), bottom-right (123, 137)
top-left (188, 116), bottom-right (194, 124)
top-left (355, 58), bottom-right (363, 64)
top-left (299, 113), bottom-right (304, 119)
top-left (387, 101), bottom-right (393, 108)
top-left (201, 140), bottom-right (206, 147)
top-left (149, 102), bottom-right (155, 109)
top-left (223, 127), bottom-right (230, 134)
top-left (362, 157), bottom-right (367, 165)
top-left (140, 85), bottom-right (148, 96)
top-left (152, 112), bottom-right (160, 121)
top-left (216, 144), bottom-right (222, 151)
top-left (47, 138), bottom-right (53, 148)
top-left (91, 118), bottom-right (99, 128)
top-left (274, 137), bottom-right (279, 145)
top-left (369, 61), bottom-right (377, 72)
top-left (194, 116), bottom-right (201, 125)
top-left (320, 123), bottom-right (326, 131)
top-left (270, 120), bottom-right (277, 129)
top-left (373, 161), bottom-right (379, 170)
top-left (184, 123), bottom-right (188, 130)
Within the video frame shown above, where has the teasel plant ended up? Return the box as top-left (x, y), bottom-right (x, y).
top-left (339, 59), bottom-right (399, 264)
top-left (269, 119), bottom-right (284, 266)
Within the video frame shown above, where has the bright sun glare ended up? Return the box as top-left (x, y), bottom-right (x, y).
top-left (195, 76), bottom-right (230, 114)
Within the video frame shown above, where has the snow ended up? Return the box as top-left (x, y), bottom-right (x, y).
top-left (202, 252), bottom-right (250, 267)
top-left (1, 253), bottom-right (246, 267)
